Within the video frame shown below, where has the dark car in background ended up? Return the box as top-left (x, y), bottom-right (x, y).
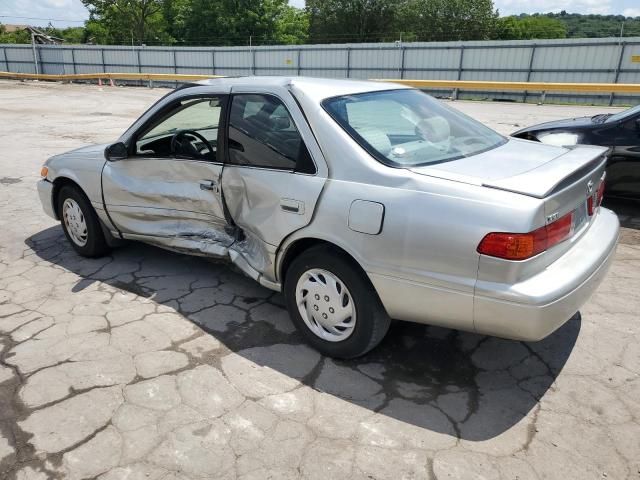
top-left (512, 105), bottom-right (640, 199)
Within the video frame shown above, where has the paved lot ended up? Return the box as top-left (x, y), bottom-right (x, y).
top-left (0, 80), bottom-right (639, 480)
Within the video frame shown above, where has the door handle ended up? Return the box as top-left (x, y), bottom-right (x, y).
top-left (199, 179), bottom-right (218, 192)
top-left (281, 198), bottom-right (304, 214)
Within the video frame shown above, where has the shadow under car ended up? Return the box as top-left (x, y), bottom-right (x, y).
top-left (25, 226), bottom-right (580, 441)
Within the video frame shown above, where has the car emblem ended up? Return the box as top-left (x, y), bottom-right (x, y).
top-left (547, 212), bottom-right (560, 223)
top-left (587, 180), bottom-right (594, 194)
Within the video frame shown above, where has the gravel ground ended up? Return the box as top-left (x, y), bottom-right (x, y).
top-left (0, 80), bottom-right (639, 480)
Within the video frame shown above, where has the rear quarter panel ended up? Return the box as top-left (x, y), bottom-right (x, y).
top-left (284, 168), bottom-right (544, 330)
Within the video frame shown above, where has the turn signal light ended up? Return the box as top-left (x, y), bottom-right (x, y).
top-left (477, 212), bottom-right (574, 261)
top-left (40, 166), bottom-right (48, 178)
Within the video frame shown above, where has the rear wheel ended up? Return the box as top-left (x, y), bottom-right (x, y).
top-left (284, 245), bottom-right (391, 358)
top-left (58, 185), bottom-right (110, 258)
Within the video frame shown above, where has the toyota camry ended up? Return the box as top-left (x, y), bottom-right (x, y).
top-left (37, 77), bottom-right (620, 358)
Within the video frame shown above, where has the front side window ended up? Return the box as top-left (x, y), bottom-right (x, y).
top-left (227, 94), bottom-right (314, 172)
top-left (323, 89), bottom-right (506, 167)
top-left (135, 97), bottom-right (223, 161)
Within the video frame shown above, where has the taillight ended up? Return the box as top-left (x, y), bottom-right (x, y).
top-left (588, 178), bottom-right (606, 216)
top-left (597, 180), bottom-right (605, 204)
top-left (546, 212), bottom-right (573, 246)
top-left (477, 211), bottom-right (574, 261)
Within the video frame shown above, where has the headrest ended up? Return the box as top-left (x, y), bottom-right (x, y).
top-left (272, 116), bottom-right (291, 131)
top-left (417, 116), bottom-right (450, 143)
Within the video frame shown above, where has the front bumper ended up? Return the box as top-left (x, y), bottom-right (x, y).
top-left (473, 207), bottom-right (619, 341)
top-left (37, 179), bottom-right (57, 220)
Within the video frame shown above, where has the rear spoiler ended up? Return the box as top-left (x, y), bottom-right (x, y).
top-left (482, 145), bottom-right (609, 199)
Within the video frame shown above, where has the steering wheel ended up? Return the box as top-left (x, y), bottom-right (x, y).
top-left (170, 130), bottom-right (214, 159)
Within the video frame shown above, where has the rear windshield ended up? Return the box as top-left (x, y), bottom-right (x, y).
top-left (322, 89), bottom-right (505, 167)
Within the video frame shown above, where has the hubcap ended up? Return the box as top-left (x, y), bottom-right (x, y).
top-left (62, 198), bottom-right (88, 247)
top-left (295, 268), bottom-right (356, 342)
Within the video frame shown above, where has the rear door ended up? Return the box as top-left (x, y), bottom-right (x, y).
top-left (221, 89), bottom-right (327, 278)
top-left (102, 94), bottom-right (233, 255)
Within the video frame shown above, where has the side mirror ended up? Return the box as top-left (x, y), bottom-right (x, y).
top-left (105, 142), bottom-right (128, 162)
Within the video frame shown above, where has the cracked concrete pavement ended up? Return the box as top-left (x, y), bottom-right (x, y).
top-left (0, 80), bottom-right (639, 479)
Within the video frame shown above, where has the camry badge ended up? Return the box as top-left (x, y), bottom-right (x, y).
top-left (587, 180), bottom-right (594, 194)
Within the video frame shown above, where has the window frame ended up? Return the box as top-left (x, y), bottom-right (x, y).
top-left (223, 92), bottom-right (317, 174)
top-left (129, 93), bottom-right (229, 164)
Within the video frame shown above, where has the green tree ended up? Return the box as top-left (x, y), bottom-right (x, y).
top-left (81, 0), bottom-right (172, 45)
top-left (60, 27), bottom-right (88, 44)
top-left (42, 25), bottom-right (87, 44)
top-left (307, 0), bottom-right (399, 43)
top-left (495, 15), bottom-right (566, 39)
top-left (0, 24), bottom-right (31, 44)
top-left (398, 0), bottom-right (498, 41)
top-left (162, 0), bottom-right (191, 44)
top-left (172, 0), bottom-right (305, 46)
top-left (273, 6), bottom-right (309, 44)
top-left (547, 12), bottom-right (640, 38)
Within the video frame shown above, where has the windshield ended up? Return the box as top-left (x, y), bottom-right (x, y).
top-left (142, 99), bottom-right (220, 140)
top-left (322, 89), bottom-right (505, 167)
top-left (605, 104), bottom-right (640, 123)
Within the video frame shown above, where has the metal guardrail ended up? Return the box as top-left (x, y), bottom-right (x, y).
top-left (3, 38), bottom-right (640, 105)
top-left (2, 71), bottom-right (639, 103)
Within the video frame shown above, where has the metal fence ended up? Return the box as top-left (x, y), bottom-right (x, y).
top-left (1, 37), bottom-right (640, 105)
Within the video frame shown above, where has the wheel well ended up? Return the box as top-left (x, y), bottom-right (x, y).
top-left (279, 238), bottom-right (368, 285)
top-left (51, 177), bottom-right (85, 218)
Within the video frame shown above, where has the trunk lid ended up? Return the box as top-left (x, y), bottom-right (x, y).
top-left (480, 144), bottom-right (607, 199)
top-left (410, 138), bottom-right (607, 199)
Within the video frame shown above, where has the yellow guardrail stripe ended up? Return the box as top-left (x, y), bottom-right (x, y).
top-left (376, 79), bottom-right (640, 94)
top-left (1, 71), bottom-right (639, 94)
top-left (0, 71), bottom-right (222, 82)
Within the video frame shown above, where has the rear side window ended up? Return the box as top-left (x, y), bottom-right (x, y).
top-left (227, 94), bottom-right (315, 173)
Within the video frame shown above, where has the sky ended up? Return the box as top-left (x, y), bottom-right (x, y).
top-left (0, 0), bottom-right (638, 28)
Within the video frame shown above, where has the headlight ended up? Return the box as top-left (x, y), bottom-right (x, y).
top-left (536, 132), bottom-right (580, 147)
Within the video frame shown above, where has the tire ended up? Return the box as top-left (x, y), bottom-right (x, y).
top-left (57, 185), bottom-right (110, 258)
top-left (284, 245), bottom-right (391, 358)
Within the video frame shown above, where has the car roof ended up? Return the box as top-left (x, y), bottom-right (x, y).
top-left (195, 76), bottom-right (411, 103)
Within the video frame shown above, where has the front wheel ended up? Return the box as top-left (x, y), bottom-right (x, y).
top-left (58, 185), bottom-right (110, 258)
top-left (284, 245), bottom-right (391, 358)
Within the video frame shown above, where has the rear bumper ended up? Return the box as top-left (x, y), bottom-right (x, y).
top-left (473, 207), bottom-right (619, 341)
top-left (37, 179), bottom-right (57, 220)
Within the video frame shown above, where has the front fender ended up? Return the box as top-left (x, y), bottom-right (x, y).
top-left (46, 148), bottom-right (108, 206)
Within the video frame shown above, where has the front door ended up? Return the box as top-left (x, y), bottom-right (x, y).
top-left (221, 91), bottom-right (327, 281)
top-left (102, 94), bottom-right (233, 256)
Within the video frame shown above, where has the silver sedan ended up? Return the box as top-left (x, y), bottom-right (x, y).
top-left (37, 77), bottom-right (619, 358)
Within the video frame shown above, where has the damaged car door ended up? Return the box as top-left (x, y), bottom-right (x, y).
top-left (221, 91), bottom-right (327, 284)
top-left (102, 95), bottom-right (233, 256)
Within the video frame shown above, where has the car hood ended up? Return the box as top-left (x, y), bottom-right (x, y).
top-left (513, 116), bottom-right (595, 135)
top-left (60, 143), bottom-right (110, 158)
top-left (47, 143), bottom-right (110, 166)
top-left (410, 137), bottom-right (608, 198)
